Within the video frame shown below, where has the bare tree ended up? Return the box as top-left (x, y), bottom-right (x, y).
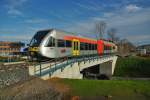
top-left (117, 38), bottom-right (136, 57)
top-left (95, 21), bottom-right (106, 39)
top-left (107, 28), bottom-right (117, 42)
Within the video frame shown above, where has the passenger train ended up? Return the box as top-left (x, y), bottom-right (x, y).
top-left (28, 29), bottom-right (117, 60)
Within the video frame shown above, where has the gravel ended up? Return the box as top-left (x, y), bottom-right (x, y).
top-left (0, 64), bottom-right (70, 100)
top-left (0, 64), bottom-right (29, 88)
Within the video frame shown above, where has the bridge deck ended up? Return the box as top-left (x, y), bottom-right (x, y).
top-left (29, 55), bottom-right (118, 79)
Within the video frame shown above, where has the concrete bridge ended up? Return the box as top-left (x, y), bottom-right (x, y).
top-left (29, 55), bottom-right (118, 80)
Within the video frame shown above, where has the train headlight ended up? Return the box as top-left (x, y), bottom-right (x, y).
top-left (29, 47), bottom-right (39, 52)
top-left (31, 52), bottom-right (34, 55)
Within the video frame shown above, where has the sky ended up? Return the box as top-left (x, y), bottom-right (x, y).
top-left (0, 0), bottom-right (150, 45)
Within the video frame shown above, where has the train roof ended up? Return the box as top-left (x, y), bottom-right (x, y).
top-left (38, 28), bottom-right (97, 41)
top-left (36, 28), bottom-right (116, 45)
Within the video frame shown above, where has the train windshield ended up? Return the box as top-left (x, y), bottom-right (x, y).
top-left (30, 30), bottom-right (50, 46)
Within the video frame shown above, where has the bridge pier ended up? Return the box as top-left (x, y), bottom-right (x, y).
top-left (99, 61), bottom-right (113, 78)
top-left (99, 56), bottom-right (117, 78)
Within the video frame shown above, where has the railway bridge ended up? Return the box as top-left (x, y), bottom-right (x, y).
top-left (29, 55), bottom-right (118, 80)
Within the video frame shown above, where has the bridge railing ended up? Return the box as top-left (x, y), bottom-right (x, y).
top-left (32, 54), bottom-right (115, 77)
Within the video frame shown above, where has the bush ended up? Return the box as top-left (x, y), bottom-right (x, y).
top-left (114, 57), bottom-right (150, 77)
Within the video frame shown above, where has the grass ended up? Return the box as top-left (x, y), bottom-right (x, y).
top-left (62, 79), bottom-right (150, 100)
top-left (114, 56), bottom-right (150, 77)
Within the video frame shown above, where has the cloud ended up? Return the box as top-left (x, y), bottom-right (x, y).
top-left (0, 28), bottom-right (17, 34)
top-left (108, 9), bottom-right (150, 28)
top-left (24, 19), bottom-right (48, 24)
top-left (127, 34), bottom-right (150, 42)
top-left (5, 0), bottom-right (28, 16)
top-left (0, 35), bottom-right (32, 41)
top-left (7, 9), bottom-right (22, 15)
top-left (125, 4), bottom-right (142, 12)
top-left (127, 34), bottom-right (150, 45)
top-left (73, 1), bottom-right (101, 12)
top-left (75, 3), bottom-right (98, 11)
top-left (67, 7), bottom-right (150, 44)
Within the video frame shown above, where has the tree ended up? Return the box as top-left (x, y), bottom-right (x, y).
top-left (95, 21), bottom-right (106, 39)
top-left (117, 38), bottom-right (136, 57)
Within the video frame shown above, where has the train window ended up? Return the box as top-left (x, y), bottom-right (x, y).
top-left (109, 46), bottom-right (111, 50)
top-left (88, 43), bottom-right (90, 50)
top-left (84, 43), bottom-right (87, 50)
top-left (46, 37), bottom-right (55, 47)
top-left (91, 44), bottom-right (94, 50)
top-left (107, 46), bottom-right (110, 50)
top-left (66, 40), bottom-right (72, 47)
top-left (30, 30), bottom-right (50, 46)
top-left (104, 45), bottom-right (107, 50)
top-left (113, 46), bottom-right (115, 49)
top-left (86, 43), bottom-right (89, 50)
top-left (74, 42), bottom-right (76, 50)
top-left (85, 43), bottom-right (88, 50)
top-left (80, 42), bottom-right (85, 50)
top-left (76, 42), bottom-right (78, 50)
top-left (104, 45), bottom-right (112, 50)
top-left (91, 44), bottom-right (93, 50)
top-left (106, 46), bottom-right (108, 50)
top-left (110, 46), bottom-right (112, 50)
top-left (93, 44), bottom-right (95, 50)
top-left (88, 43), bottom-right (91, 50)
top-left (92, 44), bottom-right (94, 50)
top-left (90, 44), bottom-right (93, 50)
top-left (89, 43), bottom-right (91, 50)
top-left (94, 44), bottom-right (97, 50)
top-left (58, 39), bottom-right (65, 47)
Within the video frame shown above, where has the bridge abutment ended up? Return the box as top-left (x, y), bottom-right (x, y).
top-left (99, 56), bottom-right (117, 77)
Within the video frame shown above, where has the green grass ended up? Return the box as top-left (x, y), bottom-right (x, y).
top-left (63, 79), bottom-right (150, 100)
top-left (114, 57), bottom-right (150, 77)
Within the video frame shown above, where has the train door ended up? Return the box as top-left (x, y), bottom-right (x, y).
top-left (72, 39), bottom-right (80, 56)
top-left (97, 40), bottom-right (104, 55)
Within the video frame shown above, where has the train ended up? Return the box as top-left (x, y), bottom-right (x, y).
top-left (28, 29), bottom-right (117, 61)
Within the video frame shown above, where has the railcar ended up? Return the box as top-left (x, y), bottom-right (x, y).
top-left (28, 29), bottom-right (117, 60)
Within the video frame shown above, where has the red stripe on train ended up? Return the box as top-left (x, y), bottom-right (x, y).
top-left (64, 36), bottom-right (97, 44)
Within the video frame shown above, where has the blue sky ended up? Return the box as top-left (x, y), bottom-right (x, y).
top-left (0, 0), bottom-right (150, 45)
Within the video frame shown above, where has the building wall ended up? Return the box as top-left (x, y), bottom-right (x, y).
top-left (0, 41), bottom-right (22, 56)
top-left (137, 45), bottom-right (150, 54)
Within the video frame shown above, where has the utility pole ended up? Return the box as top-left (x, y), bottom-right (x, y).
top-left (95, 21), bottom-right (106, 40)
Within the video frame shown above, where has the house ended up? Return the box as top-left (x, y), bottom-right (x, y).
top-left (137, 44), bottom-right (150, 55)
top-left (0, 41), bottom-right (25, 57)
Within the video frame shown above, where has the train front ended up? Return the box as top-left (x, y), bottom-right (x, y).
top-left (28, 30), bottom-right (50, 61)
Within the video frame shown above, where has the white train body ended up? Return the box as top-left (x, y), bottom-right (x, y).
top-left (28, 29), bottom-right (117, 60)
